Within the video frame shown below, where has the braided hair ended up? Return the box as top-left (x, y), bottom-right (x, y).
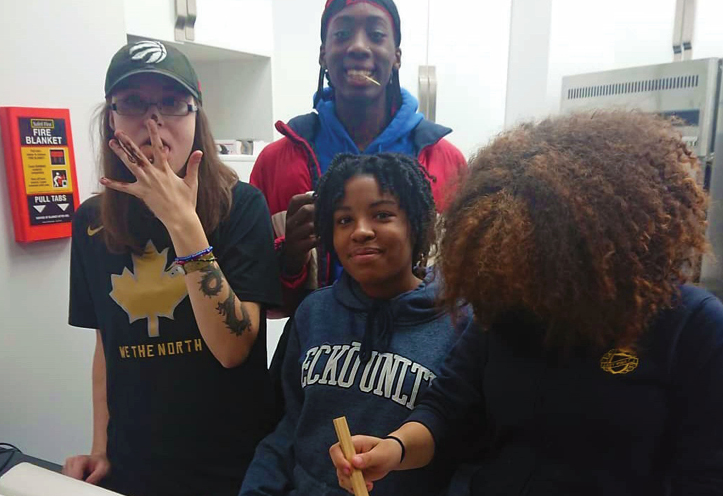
top-left (315, 153), bottom-right (436, 277)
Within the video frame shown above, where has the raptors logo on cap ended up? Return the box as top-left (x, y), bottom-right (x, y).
top-left (129, 41), bottom-right (168, 64)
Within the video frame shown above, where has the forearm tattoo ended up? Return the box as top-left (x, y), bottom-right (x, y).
top-left (199, 264), bottom-right (252, 336)
top-left (216, 292), bottom-right (252, 336)
top-left (199, 264), bottom-right (224, 296)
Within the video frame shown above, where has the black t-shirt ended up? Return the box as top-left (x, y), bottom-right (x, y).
top-left (69, 182), bottom-right (282, 496)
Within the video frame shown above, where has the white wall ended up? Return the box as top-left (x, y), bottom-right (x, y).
top-left (0, 0), bottom-right (127, 463)
top-left (270, 0), bottom-right (320, 126)
top-left (505, 0), bottom-right (552, 127)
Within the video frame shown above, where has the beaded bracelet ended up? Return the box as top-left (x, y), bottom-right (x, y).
top-left (167, 251), bottom-right (216, 275)
top-left (175, 246), bottom-right (213, 264)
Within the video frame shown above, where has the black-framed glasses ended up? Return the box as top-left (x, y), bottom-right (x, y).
top-left (111, 96), bottom-right (198, 116)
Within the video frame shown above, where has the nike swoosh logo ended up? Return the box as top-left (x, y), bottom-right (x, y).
top-left (87, 225), bottom-right (104, 237)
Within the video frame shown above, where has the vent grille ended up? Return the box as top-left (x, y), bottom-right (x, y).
top-left (567, 75), bottom-right (699, 100)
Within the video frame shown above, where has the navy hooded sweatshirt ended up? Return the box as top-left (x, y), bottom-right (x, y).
top-left (240, 270), bottom-right (467, 496)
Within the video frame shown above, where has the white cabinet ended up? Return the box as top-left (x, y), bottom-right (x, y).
top-left (194, 0), bottom-right (273, 57)
top-left (124, 0), bottom-right (272, 56)
top-left (124, 0), bottom-right (177, 44)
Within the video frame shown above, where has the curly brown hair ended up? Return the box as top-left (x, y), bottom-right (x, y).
top-left (439, 110), bottom-right (708, 352)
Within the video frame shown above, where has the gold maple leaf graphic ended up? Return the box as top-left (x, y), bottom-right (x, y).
top-left (110, 240), bottom-right (188, 337)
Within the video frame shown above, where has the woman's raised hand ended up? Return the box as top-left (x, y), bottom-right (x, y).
top-left (101, 119), bottom-right (203, 230)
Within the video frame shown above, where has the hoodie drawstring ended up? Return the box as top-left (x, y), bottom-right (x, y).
top-left (360, 300), bottom-right (394, 363)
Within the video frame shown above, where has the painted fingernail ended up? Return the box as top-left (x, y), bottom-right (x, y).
top-left (116, 140), bottom-right (137, 163)
top-left (100, 177), bottom-right (109, 184)
top-left (124, 150), bottom-right (137, 163)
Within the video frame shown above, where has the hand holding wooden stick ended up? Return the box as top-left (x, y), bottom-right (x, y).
top-left (333, 416), bottom-right (370, 496)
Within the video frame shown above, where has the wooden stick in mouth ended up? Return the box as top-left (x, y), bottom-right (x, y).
top-left (362, 74), bottom-right (381, 86)
top-left (333, 416), bottom-right (370, 496)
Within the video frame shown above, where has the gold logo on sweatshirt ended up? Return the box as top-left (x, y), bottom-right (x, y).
top-left (600, 348), bottom-right (638, 374)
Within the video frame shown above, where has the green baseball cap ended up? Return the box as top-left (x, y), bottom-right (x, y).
top-left (105, 40), bottom-right (202, 103)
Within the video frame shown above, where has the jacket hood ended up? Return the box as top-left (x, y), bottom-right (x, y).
top-left (278, 89), bottom-right (454, 157)
top-left (314, 87), bottom-right (422, 154)
top-left (331, 268), bottom-right (448, 362)
top-left (332, 268), bottom-right (444, 325)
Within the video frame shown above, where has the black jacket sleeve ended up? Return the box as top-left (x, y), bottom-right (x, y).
top-left (668, 294), bottom-right (723, 494)
top-left (406, 320), bottom-right (488, 450)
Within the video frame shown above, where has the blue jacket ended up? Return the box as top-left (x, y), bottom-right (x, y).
top-left (241, 270), bottom-right (468, 496)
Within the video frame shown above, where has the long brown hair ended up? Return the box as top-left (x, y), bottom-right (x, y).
top-left (96, 100), bottom-right (237, 253)
top-left (439, 111), bottom-right (708, 352)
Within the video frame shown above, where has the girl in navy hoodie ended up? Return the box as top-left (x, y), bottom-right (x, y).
top-left (240, 153), bottom-right (467, 496)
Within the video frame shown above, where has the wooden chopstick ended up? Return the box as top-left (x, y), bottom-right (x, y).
top-left (333, 416), bottom-right (370, 496)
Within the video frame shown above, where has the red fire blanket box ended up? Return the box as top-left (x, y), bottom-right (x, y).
top-left (0, 107), bottom-right (80, 242)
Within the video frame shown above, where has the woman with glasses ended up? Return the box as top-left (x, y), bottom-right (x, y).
top-left (62, 41), bottom-right (281, 496)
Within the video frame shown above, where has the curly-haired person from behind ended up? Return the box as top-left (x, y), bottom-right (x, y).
top-left (241, 153), bottom-right (469, 496)
top-left (331, 111), bottom-right (723, 495)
